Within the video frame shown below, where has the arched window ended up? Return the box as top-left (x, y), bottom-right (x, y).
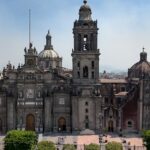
top-left (77, 61), bottom-right (80, 69)
top-left (127, 121), bottom-right (133, 128)
top-left (85, 108), bottom-right (88, 113)
top-left (92, 71), bottom-right (94, 79)
top-left (85, 102), bottom-right (88, 106)
top-left (77, 71), bottom-right (80, 78)
top-left (45, 61), bottom-right (49, 68)
top-left (91, 61), bottom-right (94, 69)
top-left (83, 35), bottom-right (88, 51)
top-left (83, 66), bottom-right (88, 78)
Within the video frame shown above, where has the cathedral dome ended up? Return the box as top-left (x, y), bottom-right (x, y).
top-left (79, 0), bottom-right (92, 21)
top-left (128, 49), bottom-right (150, 78)
top-left (39, 49), bottom-right (59, 59)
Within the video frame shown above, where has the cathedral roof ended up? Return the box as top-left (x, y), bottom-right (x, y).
top-left (100, 79), bottom-right (127, 84)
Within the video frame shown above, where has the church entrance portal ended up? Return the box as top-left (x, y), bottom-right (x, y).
top-left (108, 120), bottom-right (114, 132)
top-left (26, 114), bottom-right (35, 131)
top-left (58, 117), bottom-right (66, 132)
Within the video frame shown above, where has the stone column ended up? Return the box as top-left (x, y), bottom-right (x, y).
top-left (118, 109), bottom-right (122, 131)
top-left (7, 97), bottom-right (15, 130)
top-left (72, 97), bottom-right (79, 132)
top-left (44, 97), bottom-right (52, 133)
top-left (139, 79), bottom-right (143, 130)
top-left (95, 97), bottom-right (100, 132)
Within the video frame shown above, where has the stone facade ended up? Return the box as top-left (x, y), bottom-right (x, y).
top-left (0, 1), bottom-right (150, 134)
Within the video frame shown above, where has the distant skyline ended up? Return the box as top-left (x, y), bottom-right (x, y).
top-left (0, 0), bottom-right (150, 72)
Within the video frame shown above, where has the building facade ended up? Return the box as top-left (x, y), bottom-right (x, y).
top-left (0, 0), bottom-right (150, 134)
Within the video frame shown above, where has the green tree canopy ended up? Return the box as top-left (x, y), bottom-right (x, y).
top-left (142, 130), bottom-right (150, 150)
top-left (62, 144), bottom-right (76, 150)
top-left (37, 141), bottom-right (56, 150)
top-left (106, 141), bottom-right (123, 150)
top-left (85, 143), bottom-right (100, 150)
top-left (4, 130), bottom-right (37, 150)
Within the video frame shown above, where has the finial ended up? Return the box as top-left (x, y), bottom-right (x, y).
top-left (47, 30), bottom-right (51, 36)
top-left (83, 0), bottom-right (87, 4)
top-left (142, 47), bottom-right (145, 52)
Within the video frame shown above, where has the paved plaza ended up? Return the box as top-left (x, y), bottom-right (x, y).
top-left (41, 133), bottom-right (144, 146)
top-left (0, 133), bottom-right (146, 150)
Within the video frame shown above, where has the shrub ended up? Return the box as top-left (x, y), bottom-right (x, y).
top-left (62, 144), bottom-right (76, 150)
top-left (4, 130), bottom-right (37, 150)
top-left (142, 130), bottom-right (150, 149)
top-left (106, 141), bottom-right (123, 150)
top-left (37, 141), bottom-right (56, 150)
top-left (85, 143), bottom-right (100, 150)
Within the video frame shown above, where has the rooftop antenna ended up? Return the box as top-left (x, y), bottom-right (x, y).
top-left (29, 9), bottom-right (31, 48)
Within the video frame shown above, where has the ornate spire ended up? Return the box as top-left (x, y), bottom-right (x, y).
top-left (79, 0), bottom-right (92, 21)
top-left (140, 47), bottom-right (147, 61)
top-left (45, 30), bottom-right (53, 50)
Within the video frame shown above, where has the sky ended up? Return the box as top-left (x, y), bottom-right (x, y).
top-left (0, 0), bottom-right (150, 72)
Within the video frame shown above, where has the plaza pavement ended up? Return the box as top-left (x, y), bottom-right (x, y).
top-left (42, 133), bottom-right (144, 146)
top-left (0, 133), bottom-right (145, 149)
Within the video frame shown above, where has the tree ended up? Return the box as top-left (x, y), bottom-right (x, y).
top-left (37, 141), bottom-right (56, 150)
top-left (142, 130), bottom-right (150, 149)
top-left (4, 130), bottom-right (37, 150)
top-left (85, 143), bottom-right (100, 150)
top-left (62, 144), bottom-right (76, 150)
top-left (106, 141), bottom-right (123, 150)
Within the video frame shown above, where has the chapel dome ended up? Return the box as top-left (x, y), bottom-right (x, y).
top-left (128, 50), bottom-right (150, 78)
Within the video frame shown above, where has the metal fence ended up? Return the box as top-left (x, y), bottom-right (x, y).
top-left (0, 142), bottom-right (147, 150)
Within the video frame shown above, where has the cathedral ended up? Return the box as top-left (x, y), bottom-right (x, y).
top-left (0, 0), bottom-right (150, 134)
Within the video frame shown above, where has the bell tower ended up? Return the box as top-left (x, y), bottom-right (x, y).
top-left (72, 0), bottom-right (100, 84)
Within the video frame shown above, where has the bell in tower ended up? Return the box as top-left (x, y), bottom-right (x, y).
top-left (72, 0), bottom-right (100, 84)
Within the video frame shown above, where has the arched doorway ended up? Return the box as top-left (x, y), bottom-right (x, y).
top-left (0, 119), bottom-right (2, 133)
top-left (108, 120), bottom-right (114, 132)
top-left (26, 114), bottom-right (35, 131)
top-left (58, 117), bottom-right (66, 132)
